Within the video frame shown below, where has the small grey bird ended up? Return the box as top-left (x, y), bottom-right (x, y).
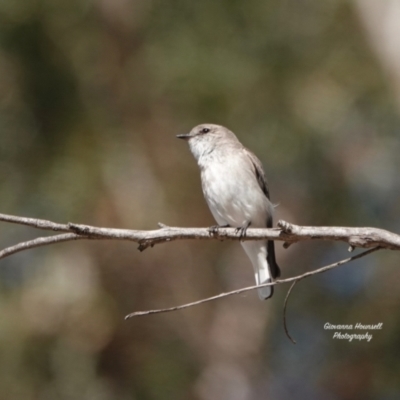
top-left (177, 124), bottom-right (280, 299)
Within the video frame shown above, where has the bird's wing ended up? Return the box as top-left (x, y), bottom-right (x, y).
top-left (243, 148), bottom-right (270, 200)
top-left (243, 147), bottom-right (280, 278)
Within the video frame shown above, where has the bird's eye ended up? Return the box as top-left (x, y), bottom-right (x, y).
top-left (201, 128), bottom-right (210, 134)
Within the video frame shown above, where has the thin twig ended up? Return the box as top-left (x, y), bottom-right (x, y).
top-left (0, 233), bottom-right (88, 260)
top-left (283, 280), bottom-right (298, 344)
top-left (125, 247), bottom-right (380, 319)
top-left (0, 213), bottom-right (70, 232)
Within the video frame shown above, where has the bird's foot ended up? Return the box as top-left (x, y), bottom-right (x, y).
top-left (235, 221), bottom-right (251, 240)
top-left (208, 224), bottom-right (230, 236)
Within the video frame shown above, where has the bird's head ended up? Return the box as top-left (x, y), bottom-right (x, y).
top-left (177, 124), bottom-right (238, 161)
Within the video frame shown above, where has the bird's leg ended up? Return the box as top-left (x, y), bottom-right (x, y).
top-left (236, 221), bottom-right (251, 240)
top-left (208, 224), bottom-right (230, 235)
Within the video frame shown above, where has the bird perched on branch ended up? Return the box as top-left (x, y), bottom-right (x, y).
top-left (177, 124), bottom-right (280, 299)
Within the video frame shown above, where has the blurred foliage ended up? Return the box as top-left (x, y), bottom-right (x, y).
top-left (0, 0), bottom-right (400, 399)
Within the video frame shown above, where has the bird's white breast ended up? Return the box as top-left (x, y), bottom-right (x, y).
top-left (199, 153), bottom-right (270, 228)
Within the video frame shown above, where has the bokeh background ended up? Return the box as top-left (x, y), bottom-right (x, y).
top-left (1, 0), bottom-right (400, 399)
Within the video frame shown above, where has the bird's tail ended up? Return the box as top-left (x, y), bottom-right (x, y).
top-left (255, 260), bottom-right (273, 300)
top-left (241, 241), bottom-right (280, 300)
top-left (267, 239), bottom-right (281, 279)
top-left (256, 240), bottom-right (281, 300)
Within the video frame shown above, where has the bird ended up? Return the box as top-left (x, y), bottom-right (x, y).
top-left (177, 123), bottom-right (280, 299)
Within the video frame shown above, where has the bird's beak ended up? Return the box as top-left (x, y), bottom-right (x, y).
top-left (176, 133), bottom-right (191, 140)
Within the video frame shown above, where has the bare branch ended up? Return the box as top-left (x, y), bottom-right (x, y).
top-left (0, 212), bottom-right (390, 336)
top-left (0, 213), bottom-right (399, 251)
top-left (277, 220), bottom-right (400, 250)
top-left (125, 247), bottom-right (380, 319)
top-left (69, 221), bottom-right (400, 250)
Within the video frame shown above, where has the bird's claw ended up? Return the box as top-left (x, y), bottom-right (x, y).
top-left (235, 221), bottom-right (251, 240)
top-left (208, 224), bottom-right (230, 236)
top-left (208, 225), bottom-right (219, 235)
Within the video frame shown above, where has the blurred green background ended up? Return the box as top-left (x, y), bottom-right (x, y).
top-left (1, 0), bottom-right (400, 399)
